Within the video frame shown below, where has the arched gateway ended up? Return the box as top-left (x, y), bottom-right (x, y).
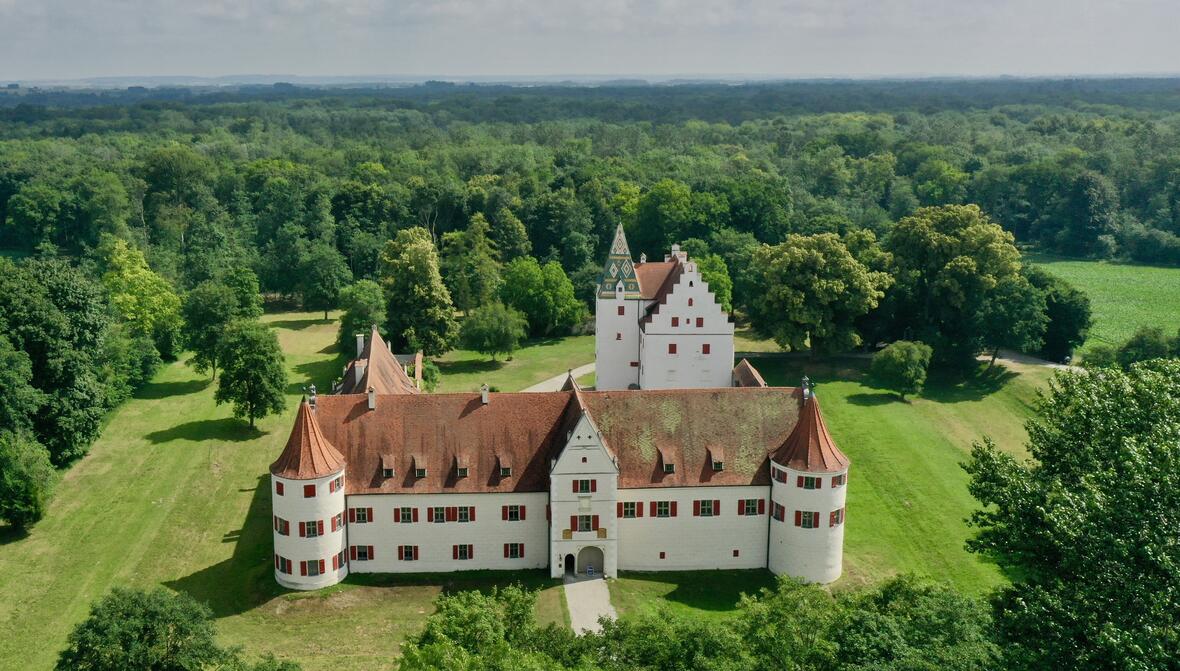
top-left (577, 546), bottom-right (604, 575)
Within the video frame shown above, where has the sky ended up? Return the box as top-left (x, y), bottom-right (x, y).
top-left (2, 0), bottom-right (1180, 82)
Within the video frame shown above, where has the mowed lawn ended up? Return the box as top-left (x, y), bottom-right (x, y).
top-left (433, 335), bottom-right (594, 393)
top-left (0, 312), bottom-right (566, 671)
top-left (1030, 254), bottom-right (1180, 354)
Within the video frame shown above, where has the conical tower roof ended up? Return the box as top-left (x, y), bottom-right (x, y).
top-left (597, 223), bottom-right (641, 299)
top-left (270, 400), bottom-right (346, 479)
top-left (774, 394), bottom-right (849, 473)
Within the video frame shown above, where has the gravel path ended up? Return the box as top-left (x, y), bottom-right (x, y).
top-left (522, 363), bottom-right (596, 392)
top-left (563, 575), bottom-right (617, 634)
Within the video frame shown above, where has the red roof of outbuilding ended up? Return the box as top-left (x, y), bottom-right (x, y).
top-left (337, 327), bottom-right (420, 396)
top-left (270, 400), bottom-right (347, 479)
top-left (774, 395), bottom-right (849, 473)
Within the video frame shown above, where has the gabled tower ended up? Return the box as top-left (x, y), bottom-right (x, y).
top-left (595, 224), bottom-right (643, 390)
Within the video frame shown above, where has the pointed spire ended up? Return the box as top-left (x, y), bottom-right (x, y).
top-left (774, 395), bottom-right (849, 473)
top-left (598, 223), bottom-right (641, 299)
top-left (270, 400), bottom-right (346, 479)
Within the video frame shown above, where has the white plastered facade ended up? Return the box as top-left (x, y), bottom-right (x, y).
top-left (271, 468), bottom-right (349, 590)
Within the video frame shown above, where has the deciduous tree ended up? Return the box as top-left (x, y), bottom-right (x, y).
top-left (336, 279), bottom-right (386, 354)
top-left (459, 303), bottom-right (528, 361)
top-left (869, 340), bottom-right (933, 400)
top-left (379, 227), bottom-right (458, 356)
top-left (0, 432), bottom-right (55, 529)
top-left (299, 241), bottom-right (352, 320)
top-left (214, 320), bottom-right (287, 428)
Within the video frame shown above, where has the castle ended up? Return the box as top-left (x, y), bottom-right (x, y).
top-left (270, 225), bottom-right (849, 590)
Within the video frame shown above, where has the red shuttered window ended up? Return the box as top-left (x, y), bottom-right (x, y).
top-left (303, 484), bottom-right (315, 498)
top-left (671, 317), bottom-right (679, 327)
top-left (696, 317), bottom-right (704, 327)
top-left (668, 343), bottom-right (677, 354)
top-left (702, 343), bottom-right (711, 354)
top-left (275, 481), bottom-right (284, 496)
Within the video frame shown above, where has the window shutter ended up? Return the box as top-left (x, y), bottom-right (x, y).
top-left (649, 501), bottom-right (656, 517)
top-left (590, 479), bottom-right (597, 493)
top-left (412, 546), bottom-right (419, 560)
top-left (738, 500), bottom-right (745, 515)
top-left (367, 507), bottom-right (373, 521)
top-left (299, 522), bottom-right (306, 537)
top-left (469, 506), bottom-right (475, 522)
top-left (453, 545), bottom-right (458, 560)
top-left (617, 502), bottom-right (624, 517)
top-left (671, 501), bottom-right (678, 517)
top-left (413, 508), bottom-right (419, 522)
top-left (367, 546), bottom-right (374, 560)
top-left (570, 515), bottom-right (578, 532)
top-left (350, 546), bottom-right (357, 560)
top-left (330, 517), bottom-right (336, 532)
top-left (273, 515), bottom-right (278, 531)
top-left (637, 502), bottom-right (643, 517)
top-left (714, 499), bottom-right (720, 514)
top-left (815, 479), bottom-right (822, 489)
top-left (696, 317), bottom-right (703, 327)
top-left (796, 476), bottom-right (804, 487)
top-left (572, 480), bottom-right (578, 493)
top-left (504, 543), bottom-right (510, 558)
top-left (317, 520), bottom-right (324, 535)
top-left (502, 506), bottom-right (508, 520)
top-left (592, 515), bottom-right (599, 530)
top-left (520, 505), bottom-right (526, 520)
top-left (794, 510), bottom-right (802, 526)
top-left (349, 508), bottom-right (356, 523)
top-left (398, 546), bottom-right (404, 560)
top-left (520, 543), bottom-right (524, 556)
top-left (300, 561), bottom-right (307, 576)
top-left (446, 506), bottom-right (457, 522)
top-left (758, 499), bottom-right (766, 515)
top-left (693, 500), bottom-right (701, 516)
top-left (319, 559), bottom-right (325, 574)
top-left (274, 554), bottom-right (280, 570)
top-left (468, 544), bottom-right (473, 559)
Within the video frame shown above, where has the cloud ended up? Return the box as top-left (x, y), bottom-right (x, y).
top-left (1, 0), bottom-right (1179, 79)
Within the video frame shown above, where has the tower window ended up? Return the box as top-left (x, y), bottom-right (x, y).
top-left (617, 306), bottom-right (625, 316)
top-left (275, 481), bottom-right (284, 496)
top-left (671, 317), bottom-right (679, 327)
top-left (696, 317), bottom-right (704, 327)
top-left (668, 343), bottom-right (677, 354)
top-left (688, 298), bottom-right (694, 306)
top-left (303, 484), bottom-right (315, 498)
top-left (829, 508), bottom-right (845, 527)
top-left (702, 343), bottom-right (711, 355)
top-left (616, 332), bottom-right (621, 340)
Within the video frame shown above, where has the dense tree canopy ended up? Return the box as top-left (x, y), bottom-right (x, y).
top-left (379, 227), bottom-right (458, 356)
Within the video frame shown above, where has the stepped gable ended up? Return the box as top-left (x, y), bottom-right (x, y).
top-left (732, 359), bottom-right (768, 388)
top-left (579, 387), bottom-right (802, 488)
top-left (338, 327), bottom-right (419, 395)
top-left (270, 400), bottom-right (347, 479)
top-left (312, 392), bottom-right (576, 495)
top-left (774, 394), bottom-right (849, 473)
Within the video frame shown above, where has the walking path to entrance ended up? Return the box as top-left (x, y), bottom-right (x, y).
top-left (563, 575), bottom-right (616, 634)
top-left (523, 363), bottom-right (596, 392)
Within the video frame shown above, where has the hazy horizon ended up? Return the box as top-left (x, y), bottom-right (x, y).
top-left (3, 1), bottom-right (1180, 82)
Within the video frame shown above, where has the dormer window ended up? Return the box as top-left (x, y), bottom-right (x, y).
top-left (500, 467), bottom-right (512, 477)
top-left (382, 467), bottom-right (394, 478)
top-left (708, 447), bottom-right (725, 472)
top-left (457, 467), bottom-right (469, 478)
top-left (663, 462), bottom-right (675, 474)
top-left (414, 467), bottom-right (427, 478)
top-left (712, 460), bottom-right (724, 471)
top-left (380, 455), bottom-right (395, 479)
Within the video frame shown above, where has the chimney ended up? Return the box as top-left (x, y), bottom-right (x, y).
top-left (367, 386), bottom-right (376, 410)
top-left (356, 333), bottom-right (366, 358)
top-left (801, 375), bottom-right (812, 401)
top-left (480, 383), bottom-right (490, 405)
top-left (639, 252), bottom-right (647, 264)
top-left (308, 384), bottom-right (317, 411)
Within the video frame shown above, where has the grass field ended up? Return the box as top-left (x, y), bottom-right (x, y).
top-left (1030, 254), bottom-right (1180, 354)
top-left (609, 570), bottom-right (777, 619)
top-left (433, 335), bottom-right (594, 393)
top-left (0, 312), bottom-right (566, 671)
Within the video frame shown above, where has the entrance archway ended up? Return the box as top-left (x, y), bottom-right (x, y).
top-left (564, 554), bottom-right (575, 575)
top-left (576, 546), bottom-right (604, 576)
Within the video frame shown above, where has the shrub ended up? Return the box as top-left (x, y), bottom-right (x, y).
top-left (870, 340), bottom-right (933, 400)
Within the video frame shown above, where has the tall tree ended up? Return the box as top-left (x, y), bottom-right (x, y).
top-left (487, 208), bottom-right (531, 262)
top-left (500, 256), bottom-right (587, 337)
top-left (440, 214), bottom-right (503, 313)
top-left (965, 360), bottom-right (1180, 671)
top-left (459, 303), bottom-right (528, 361)
top-left (750, 233), bottom-right (892, 355)
top-left (336, 279), bottom-right (386, 355)
top-left (0, 432), bottom-right (55, 529)
top-left (214, 320), bottom-right (287, 428)
top-left (0, 334), bottom-right (42, 435)
top-left (180, 282), bottom-right (238, 380)
top-left (97, 235), bottom-right (182, 360)
top-left (379, 227), bottom-right (458, 356)
top-left (976, 274), bottom-right (1048, 368)
top-left (869, 340), bottom-right (933, 400)
top-left (1023, 266), bottom-right (1092, 363)
top-left (299, 241), bottom-right (352, 320)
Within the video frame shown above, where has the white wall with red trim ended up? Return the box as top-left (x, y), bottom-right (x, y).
top-left (595, 288), bottom-right (643, 391)
top-left (768, 462), bottom-right (849, 583)
top-left (549, 413), bottom-right (620, 577)
top-left (615, 485), bottom-right (770, 571)
top-left (271, 469), bottom-right (349, 590)
top-left (343, 492), bottom-right (550, 573)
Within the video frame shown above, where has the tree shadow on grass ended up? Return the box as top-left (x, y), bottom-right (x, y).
top-left (436, 358), bottom-right (505, 377)
top-left (618, 570), bottom-right (777, 613)
top-left (165, 475), bottom-right (284, 617)
top-left (289, 357), bottom-right (349, 394)
top-left (268, 318), bottom-right (324, 331)
top-left (145, 418), bottom-right (262, 444)
top-left (846, 392), bottom-right (900, 406)
top-left (921, 365), bottom-right (1019, 404)
top-left (0, 523), bottom-right (29, 546)
top-left (134, 378), bottom-right (211, 401)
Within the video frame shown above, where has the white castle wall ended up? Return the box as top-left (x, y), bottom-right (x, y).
top-left (768, 463), bottom-right (848, 583)
top-left (549, 414), bottom-right (620, 578)
top-left (595, 288), bottom-right (643, 391)
top-left (616, 485), bottom-right (770, 571)
top-left (272, 469), bottom-right (349, 590)
top-left (345, 492), bottom-right (550, 573)
top-left (637, 265), bottom-right (735, 390)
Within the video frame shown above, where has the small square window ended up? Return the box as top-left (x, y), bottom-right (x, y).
top-left (432, 507), bottom-right (446, 523)
top-left (659, 551), bottom-right (666, 559)
top-left (616, 332), bottom-right (622, 340)
top-left (303, 484), bottom-right (315, 498)
top-left (356, 545), bottom-right (370, 561)
top-left (668, 343), bottom-right (677, 354)
top-left (382, 468), bottom-right (394, 478)
top-left (577, 515), bottom-right (593, 532)
top-left (354, 508), bottom-right (369, 523)
top-left (506, 543), bottom-right (523, 559)
top-left (275, 481), bottom-right (284, 496)
top-left (617, 306), bottom-right (625, 316)
top-left (399, 507), bottom-right (414, 523)
top-left (414, 468), bottom-right (427, 478)
top-left (307, 560), bottom-right (321, 577)
top-left (457, 467), bottom-right (469, 478)
top-left (702, 343), bottom-right (711, 355)
top-left (663, 462), bottom-right (675, 474)
top-left (622, 502), bottom-right (637, 518)
top-left (458, 507), bottom-right (471, 523)
top-left (698, 499), bottom-right (714, 516)
top-left (656, 501), bottom-right (671, 518)
top-left (507, 505), bottom-right (521, 521)
top-left (500, 467), bottom-right (512, 477)
top-left (712, 460), bottom-right (723, 471)
top-left (401, 545), bottom-right (417, 561)
top-left (576, 479), bottom-right (592, 493)
top-left (733, 549), bottom-right (740, 557)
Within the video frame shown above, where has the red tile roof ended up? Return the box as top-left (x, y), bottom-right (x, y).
top-left (635, 261), bottom-right (679, 301)
top-left (270, 400), bottom-right (347, 480)
top-left (732, 359), bottom-right (768, 388)
top-left (774, 395), bottom-right (850, 473)
top-left (337, 327), bottom-right (420, 396)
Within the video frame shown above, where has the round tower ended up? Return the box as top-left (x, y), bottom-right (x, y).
top-left (270, 398), bottom-right (349, 590)
top-left (768, 379), bottom-right (850, 583)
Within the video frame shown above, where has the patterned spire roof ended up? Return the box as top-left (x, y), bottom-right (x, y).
top-left (269, 400), bottom-right (346, 479)
top-left (597, 223), bottom-right (641, 299)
